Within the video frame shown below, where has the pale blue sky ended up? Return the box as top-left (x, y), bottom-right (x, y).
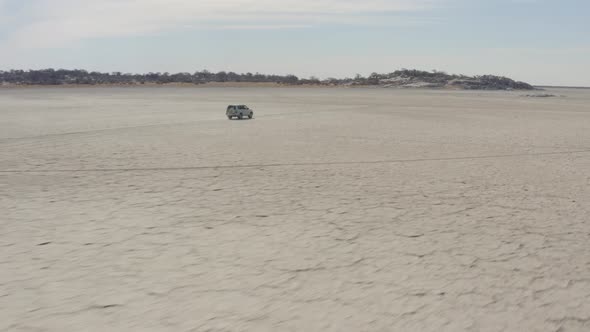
top-left (0, 0), bottom-right (588, 85)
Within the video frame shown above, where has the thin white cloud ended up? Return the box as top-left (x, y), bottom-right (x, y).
top-left (0, 0), bottom-right (9, 22)
top-left (3, 0), bottom-right (442, 48)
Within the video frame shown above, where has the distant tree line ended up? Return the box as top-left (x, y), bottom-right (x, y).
top-left (0, 68), bottom-right (533, 90)
top-left (0, 69), bottom-right (301, 85)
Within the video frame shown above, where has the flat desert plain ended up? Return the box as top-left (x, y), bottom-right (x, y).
top-left (1, 87), bottom-right (590, 332)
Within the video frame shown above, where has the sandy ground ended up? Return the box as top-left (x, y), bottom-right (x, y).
top-left (1, 87), bottom-right (590, 332)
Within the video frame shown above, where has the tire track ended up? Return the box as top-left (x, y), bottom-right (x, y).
top-left (0, 108), bottom-right (349, 145)
top-left (2, 149), bottom-right (589, 174)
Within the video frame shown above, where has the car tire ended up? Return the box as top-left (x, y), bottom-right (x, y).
top-left (248, 112), bottom-right (253, 119)
top-left (228, 116), bottom-right (233, 120)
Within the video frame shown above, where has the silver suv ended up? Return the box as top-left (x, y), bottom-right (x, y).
top-left (226, 105), bottom-right (254, 120)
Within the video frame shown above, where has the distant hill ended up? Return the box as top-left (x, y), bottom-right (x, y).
top-left (0, 68), bottom-right (534, 90)
top-left (337, 70), bottom-right (534, 90)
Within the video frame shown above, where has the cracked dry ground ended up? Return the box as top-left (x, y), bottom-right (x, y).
top-left (1, 87), bottom-right (590, 331)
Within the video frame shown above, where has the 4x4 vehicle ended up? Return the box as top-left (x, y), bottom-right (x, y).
top-left (226, 105), bottom-right (254, 120)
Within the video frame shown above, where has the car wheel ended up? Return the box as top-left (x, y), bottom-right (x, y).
top-left (228, 116), bottom-right (233, 120)
top-left (237, 114), bottom-right (243, 120)
top-left (248, 112), bottom-right (253, 119)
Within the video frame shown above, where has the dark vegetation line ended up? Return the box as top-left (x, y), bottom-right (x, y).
top-left (0, 68), bottom-right (534, 90)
